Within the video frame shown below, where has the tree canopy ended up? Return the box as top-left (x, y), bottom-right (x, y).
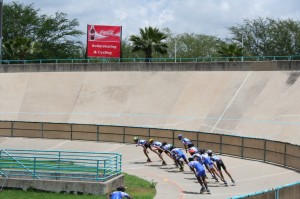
top-left (229, 17), bottom-right (300, 56)
top-left (2, 1), bottom-right (84, 60)
top-left (129, 26), bottom-right (168, 62)
top-left (217, 43), bottom-right (243, 60)
top-left (164, 28), bottom-right (224, 59)
top-left (2, 2), bottom-right (300, 61)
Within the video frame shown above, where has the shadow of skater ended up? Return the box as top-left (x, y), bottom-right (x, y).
top-left (130, 161), bottom-right (151, 164)
top-left (182, 190), bottom-right (204, 195)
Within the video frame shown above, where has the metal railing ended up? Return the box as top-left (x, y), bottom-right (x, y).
top-left (0, 148), bottom-right (122, 182)
top-left (229, 181), bottom-right (300, 199)
top-left (0, 55), bottom-right (300, 64)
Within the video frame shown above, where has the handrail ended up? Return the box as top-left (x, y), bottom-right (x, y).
top-left (0, 170), bottom-right (8, 178)
top-left (0, 148), bottom-right (122, 182)
top-left (229, 181), bottom-right (300, 199)
top-left (1, 149), bottom-right (41, 179)
top-left (0, 55), bottom-right (300, 64)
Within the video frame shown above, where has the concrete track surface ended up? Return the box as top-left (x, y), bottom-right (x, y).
top-left (0, 69), bottom-right (300, 198)
top-left (1, 137), bottom-right (299, 199)
top-left (1, 71), bottom-right (300, 144)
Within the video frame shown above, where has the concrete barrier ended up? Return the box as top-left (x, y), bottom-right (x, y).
top-left (2, 174), bottom-right (124, 195)
top-left (0, 61), bottom-right (300, 73)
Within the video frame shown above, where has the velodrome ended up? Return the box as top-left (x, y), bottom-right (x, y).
top-left (0, 61), bottom-right (300, 198)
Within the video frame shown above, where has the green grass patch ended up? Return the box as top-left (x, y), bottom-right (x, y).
top-left (0, 173), bottom-right (156, 199)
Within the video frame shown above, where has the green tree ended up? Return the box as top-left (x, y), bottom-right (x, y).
top-left (130, 26), bottom-right (168, 62)
top-left (2, 1), bottom-right (84, 60)
top-left (217, 43), bottom-right (243, 60)
top-left (121, 38), bottom-right (144, 60)
top-left (229, 17), bottom-right (300, 56)
top-left (3, 37), bottom-right (41, 60)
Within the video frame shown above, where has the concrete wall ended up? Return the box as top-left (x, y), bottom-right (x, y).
top-left (2, 174), bottom-right (124, 195)
top-left (0, 61), bottom-right (300, 72)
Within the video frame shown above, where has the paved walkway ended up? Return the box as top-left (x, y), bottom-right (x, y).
top-left (1, 137), bottom-right (299, 199)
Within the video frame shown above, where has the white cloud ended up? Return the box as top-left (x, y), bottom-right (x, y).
top-left (158, 9), bottom-right (175, 26)
top-left (4, 0), bottom-right (300, 42)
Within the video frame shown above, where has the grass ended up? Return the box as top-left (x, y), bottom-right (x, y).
top-left (0, 173), bottom-right (156, 199)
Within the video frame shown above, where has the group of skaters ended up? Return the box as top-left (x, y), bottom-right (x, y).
top-left (132, 134), bottom-right (236, 195)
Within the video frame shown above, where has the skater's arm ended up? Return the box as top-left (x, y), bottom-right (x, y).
top-left (189, 167), bottom-right (196, 175)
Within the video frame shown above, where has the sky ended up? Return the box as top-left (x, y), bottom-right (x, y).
top-left (4, 0), bottom-right (300, 43)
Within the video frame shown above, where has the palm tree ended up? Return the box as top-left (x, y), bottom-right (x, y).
top-left (218, 43), bottom-right (243, 61)
top-left (130, 27), bottom-right (168, 62)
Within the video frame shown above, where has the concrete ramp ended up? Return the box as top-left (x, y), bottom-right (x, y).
top-left (0, 70), bottom-right (300, 144)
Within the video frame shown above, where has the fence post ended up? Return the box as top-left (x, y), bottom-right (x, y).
top-left (148, 128), bottom-right (150, 139)
top-left (264, 140), bottom-right (267, 162)
top-left (172, 130), bottom-right (175, 146)
top-left (33, 157), bottom-right (36, 179)
top-left (119, 154), bottom-right (122, 172)
top-left (275, 189), bottom-right (279, 199)
top-left (41, 122), bottom-right (44, 139)
top-left (196, 132), bottom-right (199, 148)
top-left (103, 160), bottom-right (106, 178)
top-left (58, 151), bottom-right (61, 171)
top-left (284, 143), bottom-right (287, 167)
top-left (11, 121), bottom-right (14, 137)
top-left (123, 126), bottom-right (125, 143)
top-left (70, 124), bottom-right (73, 141)
top-left (96, 160), bottom-right (99, 182)
top-left (97, 125), bottom-right (100, 142)
top-left (241, 137), bottom-right (244, 159)
top-left (220, 135), bottom-right (223, 155)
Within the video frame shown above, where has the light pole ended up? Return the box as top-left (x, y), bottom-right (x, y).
top-left (241, 34), bottom-right (244, 61)
top-left (0, 0), bottom-right (3, 63)
top-left (174, 39), bottom-right (177, 63)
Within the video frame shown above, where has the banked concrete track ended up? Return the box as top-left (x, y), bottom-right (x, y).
top-left (0, 62), bottom-right (300, 198)
top-left (1, 68), bottom-right (300, 144)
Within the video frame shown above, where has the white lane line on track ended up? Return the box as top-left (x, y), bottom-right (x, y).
top-left (211, 71), bottom-right (252, 133)
top-left (47, 140), bottom-right (70, 150)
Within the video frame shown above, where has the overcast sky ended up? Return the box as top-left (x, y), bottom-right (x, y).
top-left (5, 0), bottom-right (300, 43)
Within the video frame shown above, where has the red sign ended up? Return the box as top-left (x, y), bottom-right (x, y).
top-left (87, 25), bottom-right (122, 58)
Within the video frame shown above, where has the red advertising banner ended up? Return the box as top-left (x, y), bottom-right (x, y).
top-left (87, 25), bottom-right (122, 58)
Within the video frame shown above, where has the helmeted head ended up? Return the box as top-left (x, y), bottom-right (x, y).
top-left (207, 149), bottom-right (213, 156)
top-left (188, 157), bottom-right (194, 162)
top-left (188, 147), bottom-right (197, 155)
top-left (177, 134), bottom-right (183, 140)
top-left (133, 136), bottom-right (139, 143)
top-left (116, 186), bottom-right (126, 192)
top-left (194, 154), bottom-right (204, 162)
top-left (162, 141), bottom-right (167, 146)
top-left (149, 138), bottom-right (154, 144)
top-left (199, 148), bottom-right (206, 155)
top-left (187, 143), bottom-right (194, 148)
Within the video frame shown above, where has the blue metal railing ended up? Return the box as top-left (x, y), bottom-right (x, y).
top-left (229, 181), bottom-right (300, 199)
top-left (0, 149), bottom-right (122, 182)
top-left (0, 55), bottom-right (300, 64)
